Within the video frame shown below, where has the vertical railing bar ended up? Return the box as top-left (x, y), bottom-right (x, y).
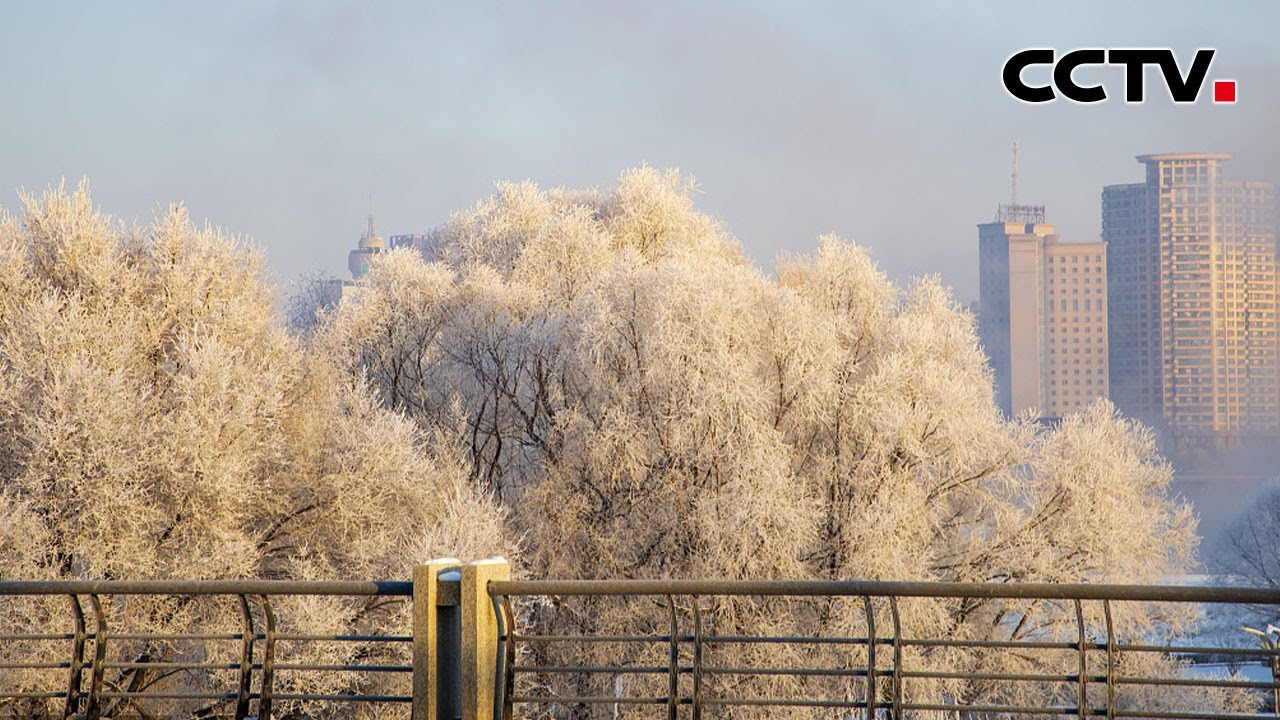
top-left (258, 595), bottom-right (277, 720)
top-left (500, 595), bottom-right (517, 720)
top-left (1270, 630), bottom-right (1280, 718)
top-left (666, 596), bottom-right (678, 720)
top-left (234, 594), bottom-right (255, 720)
top-left (64, 594), bottom-right (87, 719)
top-left (1074, 598), bottom-right (1086, 720)
top-left (491, 592), bottom-right (508, 720)
top-left (889, 595), bottom-right (903, 720)
top-left (1104, 598), bottom-right (1115, 720)
top-left (86, 594), bottom-right (107, 720)
top-left (692, 597), bottom-right (703, 720)
top-left (863, 596), bottom-right (876, 720)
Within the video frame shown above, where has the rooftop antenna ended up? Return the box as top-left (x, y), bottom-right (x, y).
top-left (995, 140), bottom-right (1045, 225)
top-left (366, 194), bottom-right (376, 238)
top-left (1010, 139), bottom-right (1020, 206)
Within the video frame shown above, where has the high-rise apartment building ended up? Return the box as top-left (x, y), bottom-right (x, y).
top-left (979, 204), bottom-right (1109, 418)
top-left (1104, 153), bottom-right (1279, 444)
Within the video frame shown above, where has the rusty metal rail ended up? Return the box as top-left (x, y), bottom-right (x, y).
top-left (489, 579), bottom-right (1280, 720)
top-left (0, 580), bottom-right (413, 720)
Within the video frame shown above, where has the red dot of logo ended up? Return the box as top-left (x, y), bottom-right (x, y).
top-left (1214, 80), bottom-right (1237, 103)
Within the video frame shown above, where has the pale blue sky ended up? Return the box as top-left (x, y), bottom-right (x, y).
top-left (2, 1), bottom-right (1277, 301)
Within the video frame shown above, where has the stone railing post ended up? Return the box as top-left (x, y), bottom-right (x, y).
top-left (461, 557), bottom-right (510, 720)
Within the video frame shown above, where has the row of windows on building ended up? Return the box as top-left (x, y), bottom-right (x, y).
top-left (1048, 317), bottom-right (1106, 327)
top-left (1050, 299), bottom-right (1104, 311)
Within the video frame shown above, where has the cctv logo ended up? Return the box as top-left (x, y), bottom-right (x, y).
top-left (1003, 49), bottom-right (1237, 104)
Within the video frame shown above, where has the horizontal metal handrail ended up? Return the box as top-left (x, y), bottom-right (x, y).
top-left (0, 579), bottom-right (412, 596)
top-left (490, 578), bottom-right (1280, 604)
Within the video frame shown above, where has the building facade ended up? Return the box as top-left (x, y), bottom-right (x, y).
top-left (979, 204), bottom-right (1109, 418)
top-left (1103, 153), bottom-right (1279, 444)
top-left (388, 233), bottom-right (432, 253)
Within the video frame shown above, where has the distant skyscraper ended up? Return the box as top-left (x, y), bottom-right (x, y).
top-left (347, 214), bottom-right (385, 279)
top-left (979, 206), bottom-right (1110, 418)
top-left (1104, 153), bottom-right (1279, 444)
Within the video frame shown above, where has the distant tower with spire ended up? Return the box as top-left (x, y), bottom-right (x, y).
top-left (347, 209), bottom-right (385, 279)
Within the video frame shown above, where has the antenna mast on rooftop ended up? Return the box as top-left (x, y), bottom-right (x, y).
top-left (1010, 139), bottom-right (1020, 206)
top-left (995, 140), bottom-right (1045, 225)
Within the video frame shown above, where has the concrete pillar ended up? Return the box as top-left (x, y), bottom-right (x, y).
top-left (461, 557), bottom-right (510, 720)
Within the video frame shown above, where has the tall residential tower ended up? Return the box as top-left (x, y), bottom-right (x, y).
top-left (1103, 153), bottom-right (1278, 444)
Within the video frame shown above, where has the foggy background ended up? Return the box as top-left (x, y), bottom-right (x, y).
top-left (2, 1), bottom-right (1277, 304)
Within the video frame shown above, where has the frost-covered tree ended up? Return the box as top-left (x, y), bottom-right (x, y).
top-left (0, 184), bottom-right (511, 718)
top-left (322, 167), bottom-right (1218, 716)
top-left (1213, 482), bottom-right (1280, 592)
top-left (1207, 482), bottom-right (1280, 648)
top-left (283, 268), bottom-right (345, 336)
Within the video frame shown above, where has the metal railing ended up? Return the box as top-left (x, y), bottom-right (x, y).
top-left (0, 579), bottom-right (414, 720)
top-left (488, 579), bottom-right (1280, 720)
top-left (6, 568), bottom-right (1280, 720)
